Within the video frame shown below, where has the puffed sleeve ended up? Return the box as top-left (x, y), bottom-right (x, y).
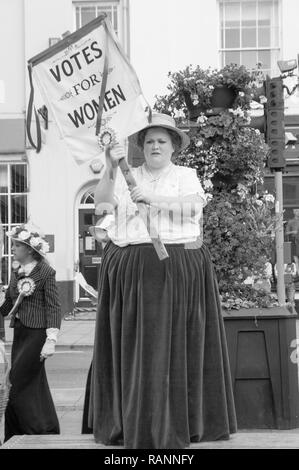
top-left (44, 271), bottom-right (62, 329)
top-left (179, 168), bottom-right (207, 207)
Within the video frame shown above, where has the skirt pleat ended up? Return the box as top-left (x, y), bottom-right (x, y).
top-left (87, 242), bottom-right (237, 449)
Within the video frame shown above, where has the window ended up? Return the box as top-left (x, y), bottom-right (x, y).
top-left (219, 0), bottom-right (280, 76)
top-left (74, 1), bottom-right (120, 35)
top-left (0, 163), bottom-right (28, 285)
top-left (80, 189), bottom-right (95, 205)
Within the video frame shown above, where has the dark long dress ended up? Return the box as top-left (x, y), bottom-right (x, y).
top-left (4, 319), bottom-right (60, 442)
top-left (84, 241), bottom-right (237, 449)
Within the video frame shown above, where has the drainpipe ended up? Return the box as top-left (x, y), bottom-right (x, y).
top-left (122, 0), bottom-right (130, 58)
top-left (22, 0), bottom-right (27, 152)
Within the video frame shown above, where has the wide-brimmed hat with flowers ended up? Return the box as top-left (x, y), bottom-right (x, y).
top-left (6, 224), bottom-right (50, 257)
top-left (132, 112), bottom-right (190, 151)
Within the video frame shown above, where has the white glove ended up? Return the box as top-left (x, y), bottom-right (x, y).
top-left (46, 328), bottom-right (59, 342)
top-left (40, 328), bottom-right (59, 361)
top-left (40, 339), bottom-right (55, 361)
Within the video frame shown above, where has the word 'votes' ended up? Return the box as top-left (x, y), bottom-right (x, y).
top-left (49, 41), bottom-right (103, 83)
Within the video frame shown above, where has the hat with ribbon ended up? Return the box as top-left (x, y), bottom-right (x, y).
top-left (132, 113), bottom-right (190, 151)
top-left (6, 223), bottom-right (50, 257)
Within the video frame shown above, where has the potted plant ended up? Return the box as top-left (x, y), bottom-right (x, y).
top-left (154, 64), bottom-right (299, 430)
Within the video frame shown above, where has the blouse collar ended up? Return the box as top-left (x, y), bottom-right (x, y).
top-left (142, 162), bottom-right (174, 182)
top-left (18, 260), bottom-right (38, 276)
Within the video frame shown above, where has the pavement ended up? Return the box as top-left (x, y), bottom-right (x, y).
top-left (3, 430), bottom-right (299, 449)
top-left (3, 312), bottom-right (96, 351)
top-left (2, 311), bottom-right (299, 438)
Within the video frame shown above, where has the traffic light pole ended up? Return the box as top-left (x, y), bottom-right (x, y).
top-left (274, 170), bottom-right (286, 306)
top-left (260, 76), bottom-right (286, 305)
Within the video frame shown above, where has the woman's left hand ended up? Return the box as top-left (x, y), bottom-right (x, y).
top-left (40, 339), bottom-right (56, 361)
top-left (130, 186), bottom-right (153, 205)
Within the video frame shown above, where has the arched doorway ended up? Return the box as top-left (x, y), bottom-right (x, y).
top-left (77, 186), bottom-right (102, 302)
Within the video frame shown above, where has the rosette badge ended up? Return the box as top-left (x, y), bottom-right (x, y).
top-left (6, 277), bottom-right (36, 317)
top-left (17, 278), bottom-right (36, 297)
top-left (97, 128), bottom-right (117, 152)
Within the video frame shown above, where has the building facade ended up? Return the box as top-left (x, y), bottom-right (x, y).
top-left (1, 0), bottom-right (299, 313)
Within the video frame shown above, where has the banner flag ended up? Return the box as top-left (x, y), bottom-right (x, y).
top-left (27, 14), bottom-right (151, 164)
top-left (75, 272), bottom-right (98, 298)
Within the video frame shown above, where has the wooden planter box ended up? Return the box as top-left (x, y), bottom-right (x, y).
top-left (223, 307), bottom-right (299, 429)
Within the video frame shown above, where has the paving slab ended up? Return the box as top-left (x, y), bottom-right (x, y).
top-left (57, 409), bottom-right (85, 435)
top-left (51, 388), bottom-right (85, 411)
top-left (2, 431), bottom-right (299, 449)
top-left (3, 319), bottom-right (95, 349)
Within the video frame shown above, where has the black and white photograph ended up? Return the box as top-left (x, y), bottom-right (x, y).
top-left (1, 0), bottom-right (299, 455)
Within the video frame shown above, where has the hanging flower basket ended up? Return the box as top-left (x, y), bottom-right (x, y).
top-left (211, 172), bottom-right (240, 189)
top-left (210, 85), bottom-right (238, 109)
top-left (183, 91), bottom-right (205, 121)
top-left (154, 64), bottom-right (259, 124)
top-left (184, 85), bottom-right (240, 121)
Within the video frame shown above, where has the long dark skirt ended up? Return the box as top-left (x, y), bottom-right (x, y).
top-left (4, 319), bottom-right (60, 442)
top-left (84, 242), bottom-right (237, 449)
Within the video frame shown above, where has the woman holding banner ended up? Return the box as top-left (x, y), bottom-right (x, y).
top-left (0, 224), bottom-right (61, 442)
top-left (84, 113), bottom-right (237, 449)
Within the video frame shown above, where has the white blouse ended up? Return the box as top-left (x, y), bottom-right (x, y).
top-left (18, 260), bottom-right (38, 276)
top-left (105, 163), bottom-right (207, 246)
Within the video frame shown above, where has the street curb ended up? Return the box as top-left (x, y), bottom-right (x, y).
top-left (63, 319), bottom-right (96, 322)
top-left (57, 345), bottom-right (93, 351)
top-left (55, 344), bottom-right (93, 351)
top-left (3, 342), bottom-right (94, 352)
top-left (56, 405), bottom-right (84, 411)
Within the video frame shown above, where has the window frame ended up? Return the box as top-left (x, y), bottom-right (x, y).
top-left (219, 0), bottom-right (281, 76)
top-left (73, 0), bottom-right (124, 48)
top-left (0, 162), bottom-right (29, 286)
top-left (80, 188), bottom-right (95, 206)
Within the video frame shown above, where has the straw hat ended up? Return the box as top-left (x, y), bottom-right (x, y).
top-left (132, 113), bottom-right (190, 151)
top-left (6, 223), bottom-right (50, 257)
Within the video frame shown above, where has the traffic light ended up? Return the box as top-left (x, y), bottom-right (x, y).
top-left (251, 76), bottom-right (286, 170)
top-left (266, 77), bottom-right (285, 169)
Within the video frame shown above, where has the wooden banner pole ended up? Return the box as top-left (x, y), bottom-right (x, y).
top-left (117, 157), bottom-right (169, 261)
